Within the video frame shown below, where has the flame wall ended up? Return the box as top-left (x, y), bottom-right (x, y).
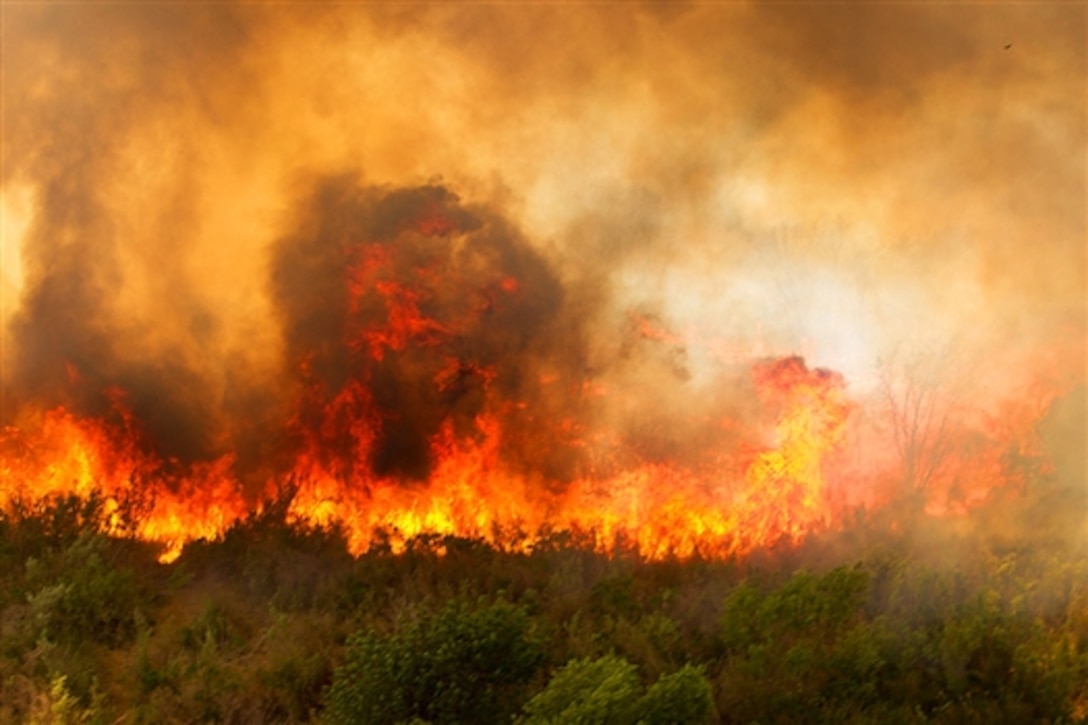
top-left (2, 4), bottom-right (1085, 558)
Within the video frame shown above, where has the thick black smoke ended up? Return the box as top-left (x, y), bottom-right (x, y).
top-left (270, 176), bottom-right (593, 481)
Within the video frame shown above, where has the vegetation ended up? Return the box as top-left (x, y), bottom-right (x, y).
top-left (324, 598), bottom-right (542, 724)
top-left (1, 491), bottom-right (1087, 723)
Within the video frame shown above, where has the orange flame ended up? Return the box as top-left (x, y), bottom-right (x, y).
top-left (0, 404), bottom-right (246, 563)
top-left (0, 343), bottom-right (1071, 563)
top-left (2, 201), bottom-right (1078, 562)
top-left (1, 351), bottom-right (863, 561)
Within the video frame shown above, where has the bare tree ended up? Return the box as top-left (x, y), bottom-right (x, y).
top-left (879, 345), bottom-right (960, 507)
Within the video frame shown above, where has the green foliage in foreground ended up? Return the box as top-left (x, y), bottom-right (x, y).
top-left (521, 654), bottom-right (640, 724)
top-left (2, 492), bottom-right (1088, 723)
top-left (716, 562), bottom-right (1084, 722)
top-left (324, 598), bottom-right (543, 724)
top-left (519, 655), bottom-right (714, 725)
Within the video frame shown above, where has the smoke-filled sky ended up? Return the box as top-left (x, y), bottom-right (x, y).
top-left (2, 3), bottom-right (1085, 485)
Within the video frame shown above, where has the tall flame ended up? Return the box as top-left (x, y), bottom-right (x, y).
top-left (1, 181), bottom-right (1078, 563)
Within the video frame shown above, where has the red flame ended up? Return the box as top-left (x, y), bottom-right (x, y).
top-left (0, 345), bottom-right (1070, 563)
top-left (1, 200), bottom-right (1078, 563)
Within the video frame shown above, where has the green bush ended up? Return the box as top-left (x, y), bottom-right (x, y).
top-left (1, 493), bottom-right (114, 560)
top-left (635, 664), bottom-right (715, 725)
top-left (24, 532), bottom-right (146, 648)
top-left (715, 562), bottom-right (1084, 723)
top-left (716, 565), bottom-right (882, 720)
top-left (323, 598), bottom-right (543, 724)
top-left (520, 655), bottom-right (715, 725)
top-left (520, 655), bottom-right (640, 724)
top-left (721, 564), bottom-right (869, 651)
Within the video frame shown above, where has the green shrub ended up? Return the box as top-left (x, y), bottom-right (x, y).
top-left (520, 656), bottom-right (715, 725)
top-left (721, 564), bottom-right (869, 651)
top-left (634, 664), bottom-right (715, 725)
top-left (716, 565), bottom-right (881, 721)
top-left (179, 600), bottom-right (251, 652)
top-left (2, 493), bottom-right (113, 560)
top-left (520, 655), bottom-right (640, 725)
top-left (24, 533), bottom-right (146, 648)
top-left (323, 598), bottom-right (543, 724)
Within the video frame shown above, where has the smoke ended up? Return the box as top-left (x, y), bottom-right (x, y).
top-left (3, 7), bottom-right (251, 458)
top-left (2, 4), bottom-right (1084, 518)
top-left (269, 176), bottom-right (592, 481)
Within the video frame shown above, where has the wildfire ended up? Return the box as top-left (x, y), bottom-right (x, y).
top-left (0, 184), bottom-right (1077, 563)
top-left (0, 405), bottom-right (246, 563)
top-left (0, 348), bottom-right (1070, 563)
top-left (1, 353), bottom-right (858, 561)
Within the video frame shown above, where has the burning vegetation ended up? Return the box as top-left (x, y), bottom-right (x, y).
top-left (0, 2), bottom-right (1085, 721)
top-left (1, 175), bottom-right (1080, 564)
